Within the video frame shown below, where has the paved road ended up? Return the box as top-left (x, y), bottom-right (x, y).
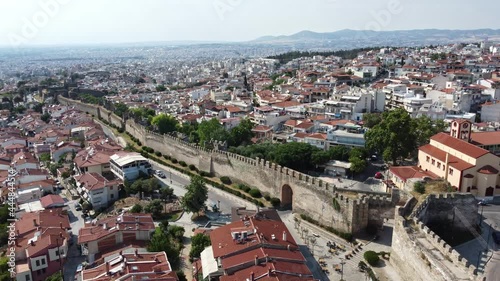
top-left (62, 194), bottom-right (87, 281)
top-left (480, 205), bottom-right (500, 281)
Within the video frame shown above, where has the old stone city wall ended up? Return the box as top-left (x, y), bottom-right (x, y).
top-left (59, 96), bottom-right (395, 234)
top-left (391, 194), bottom-right (483, 281)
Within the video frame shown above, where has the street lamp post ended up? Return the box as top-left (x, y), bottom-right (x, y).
top-left (169, 170), bottom-right (172, 184)
top-left (340, 258), bottom-right (346, 281)
top-left (479, 204), bottom-right (484, 227)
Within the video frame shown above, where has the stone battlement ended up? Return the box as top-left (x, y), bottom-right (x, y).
top-left (58, 96), bottom-right (396, 234)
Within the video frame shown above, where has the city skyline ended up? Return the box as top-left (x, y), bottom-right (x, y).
top-left (1, 0), bottom-right (500, 47)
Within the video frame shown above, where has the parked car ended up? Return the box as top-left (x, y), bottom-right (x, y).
top-left (478, 199), bottom-right (490, 206)
top-left (155, 170), bottom-right (166, 178)
top-left (492, 231), bottom-right (500, 244)
top-left (374, 172), bottom-right (384, 179)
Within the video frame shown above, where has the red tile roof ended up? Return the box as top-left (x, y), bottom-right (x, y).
top-left (470, 131), bottom-right (500, 146)
top-left (419, 144), bottom-right (475, 171)
top-left (389, 166), bottom-right (438, 182)
top-left (209, 212), bottom-right (315, 281)
top-left (40, 194), bottom-right (65, 208)
top-left (78, 213), bottom-right (155, 244)
top-left (81, 249), bottom-right (178, 281)
top-left (430, 133), bottom-right (490, 159)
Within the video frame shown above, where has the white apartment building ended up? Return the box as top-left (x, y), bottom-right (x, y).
top-left (110, 152), bottom-right (152, 181)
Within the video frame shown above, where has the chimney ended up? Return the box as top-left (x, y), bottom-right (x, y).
top-left (119, 251), bottom-right (123, 257)
top-left (135, 217), bottom-right (139, 223)
top-left (103, 223), bottom-right (107, 230)
top-left (106, 262), bottom-right (110, 273)
top-left (116, 223), bottom-right (120, 230)
top-left (287, 244), bottom-right (291, 251)
top-left (60, 222), bottom-right (63, 229)
top-left (268, 267), bottom-right (272, 276)
top-left (134, 248), bottom-right (138, 257)
top-left (254, 255), bottom-right (258, 265)
top-left (135, 223), bottom-right (139, 230)
top-left (33, 219), bottom-right (37, 226)
top-left (30, 240), bottom-right (34, 246)
top-left (16, 230), bottom-right (19, 236)
top-left (282, 231), bottom-right (287, 242)
top-left (59, 232), bottom-right (63, 238)
top-left (250, 272), bottom-right (255, 281)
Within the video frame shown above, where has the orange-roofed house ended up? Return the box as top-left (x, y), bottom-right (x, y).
top-left (200, 211), bottom-right (318, 281)
top-left (14, 210), bottom-right (71, 281)
top-left (78, 213), bottom-right (156, 263)
top-left (80, 246), bottom-right (179, 281)
top-left (74, 172), bottom-right (121, 209)
top-left (418, 119), bottom-right (500, 196)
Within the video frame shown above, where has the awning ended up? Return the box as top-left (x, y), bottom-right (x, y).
top-left (201, 247), bottom-right (219, 280)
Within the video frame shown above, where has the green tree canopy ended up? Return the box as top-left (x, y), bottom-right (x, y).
top-left (229, 118), bottom-right (255, 147)
top-left (41, 112), bottom-right (51, 123)
top-left (147, 228), bottom-right (180, 269)
top-left (197, 118), bottom-right (230, 147)
top-left (151, 113), bottom-right (179, 134)
top-left (362, 113), bottom-right (383, 128)
top-left (270, 142), bottom-right (319, 171)
top-left (413, 116), bottom-right (447, 148)
top-left (144, 199), bottom-right (164, 218)
top-left (365, 108), bottom-right (417, 164)
top-left (189, 233), bottom-right (212, 261)
top-left (113, 103), bottom-right (129, 117)
top-left (181, 175), bottom-right (208, 215)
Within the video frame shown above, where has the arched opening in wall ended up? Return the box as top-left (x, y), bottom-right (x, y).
top-left (485, 187), bottom-right (494, 197)
top-left (281, 184), bottom-right (293, 210)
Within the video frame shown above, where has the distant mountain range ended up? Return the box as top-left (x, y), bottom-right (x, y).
top-left (251, 29), bottom-right (500, 47)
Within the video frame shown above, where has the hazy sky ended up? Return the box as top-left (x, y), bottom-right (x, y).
top-left (1, 0), bottom-right (499, 46)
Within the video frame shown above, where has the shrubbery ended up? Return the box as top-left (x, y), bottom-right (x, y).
top-left (188, 164), bottom-right (197, 171)
top-left (220, 176), bottom-right (232, 185)
top-left (249, 188), bottom-right (262, 198)
top-left (270, 197), bottom-right (281, 208)
top-left (155, 151), bottom-right (162, 157)
top-left (413, 181), bottom-right (426, 194)
top-left (363, 251), bottom-right (380, 266)
top-left (179, 161), bottom-right (187, 167)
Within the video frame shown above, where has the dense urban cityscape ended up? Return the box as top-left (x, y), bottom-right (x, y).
top-left (1, 1), bottom-right (500, 281)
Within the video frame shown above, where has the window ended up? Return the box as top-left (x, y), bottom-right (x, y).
top-left (41, 259), bottom-right (45, 265)
top-left (431, 159), bottom-right (435, 165)
top-left (426, 156), bottom-right (430, 162)
top-left (35, 260), bottom-right (40, 267)
top-left (449, 168), bottom-right (454, 175)
top-left (110, 194), bottom-right (114, 199)
top-left (55, 250), bottom-right (59, 257)
top-left (437, 162), bottom-right (441, 168)
top-left (25, 275), bottom-right (30, 281)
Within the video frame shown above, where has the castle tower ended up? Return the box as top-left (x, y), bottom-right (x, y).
top-left (450, 119), bottom-right (471, 142)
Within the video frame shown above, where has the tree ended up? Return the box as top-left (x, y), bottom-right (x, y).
top-left (311, 150), bottom-right (331, 167)
top-left (39, 153), bottom-right (51, 163)
top-left (270, 142), bottom-right (318, 171)
top-left (181, 175), bottom-right (208, 215)
top-left (41, 112), bottom-right (51, 123)
top-left (328, 145), bottom-right (351, 161)
top-left (412, 116), bottom-right (446, 149)
top-left (349, 157), bottom-right (367, 174)
top-left (156, 84), bottom-right (166, 92)
top-left (362, 113), bottom-right (382, 128)
top-left (151, 113), bottom-right (178, 134)
top-left (413, 181), bottom-right (426, 194)
top-left (197, 118), bottom-right (230, 147)
top-left (0, 256), bottom-right (11, 281)
top-left (189, 233), bottom-right (212, 261)
top-left (144, 200), bottom-right (164, 218)
top-left (229, 118), bottom-right (254, 147)
top-left (364, 251), bottom-right (380, 266)
top-left (168, 225), bottom-right (185, 242)
top-left (365, 108), bottom-right (416, 164)
top-left (160, 186), bottom-right (174, 200)
top-left (147, 228), bottom-right (180, 269)
top-left (130, 204), bottom-right (143, 213)
top-left (113, 103), bottom-right (129, 117)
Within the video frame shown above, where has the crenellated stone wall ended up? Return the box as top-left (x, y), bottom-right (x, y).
top-left (58, 96), bottom-right (396, 234)
top-left (391, 194), bottom-right (483, 281)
